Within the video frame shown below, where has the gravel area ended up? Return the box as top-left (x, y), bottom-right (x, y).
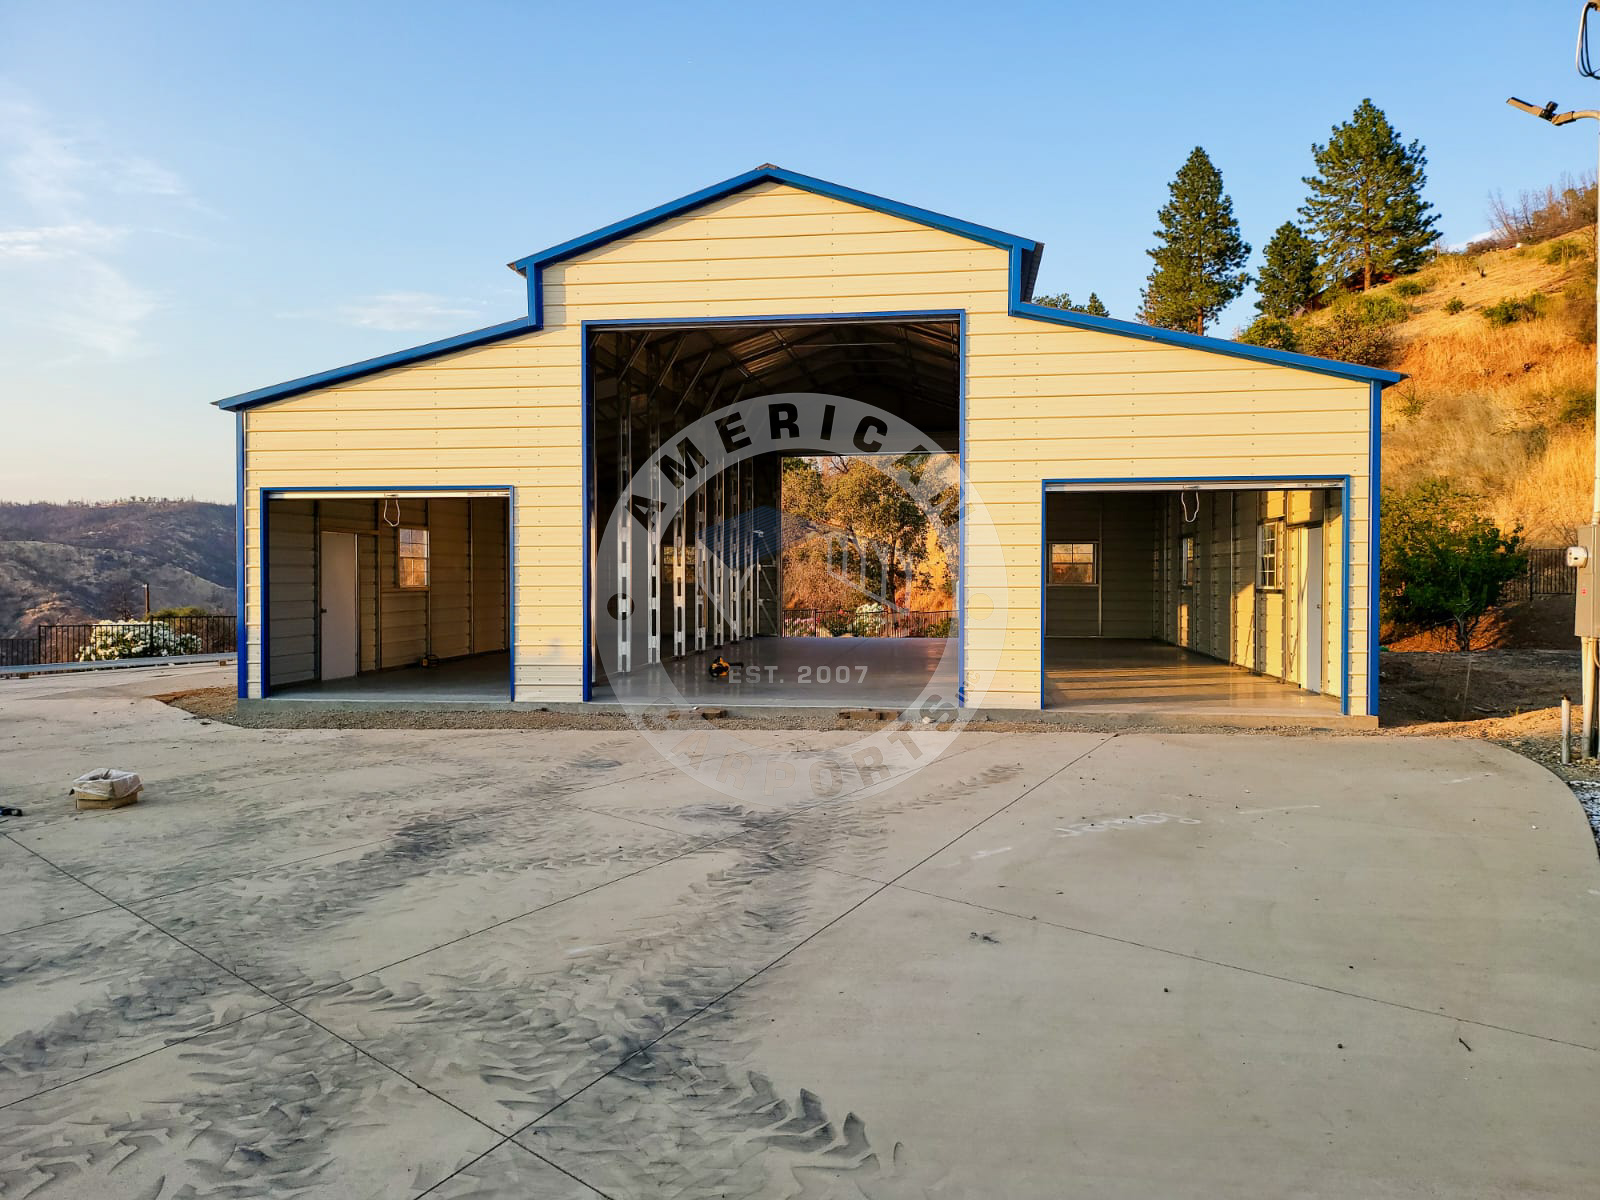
top-left (155, 686), bottom-right (1372, 738)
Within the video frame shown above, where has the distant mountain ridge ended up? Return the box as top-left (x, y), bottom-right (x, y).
top-left (0, 500), bottom-right (236, 634)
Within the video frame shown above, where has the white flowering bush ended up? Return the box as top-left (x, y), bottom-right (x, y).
top-left (76, 622), bottom-right (203, 662)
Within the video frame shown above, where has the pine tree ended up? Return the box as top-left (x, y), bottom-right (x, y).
top-left (1033, 291), bottom-right (1110, 317)
top-left (1255, 222), bottom-right (1320, 317)
top-left (1139, 147), bottom-right (1251, 335)
top-left (1300, 99), bottom-right (1439, 291)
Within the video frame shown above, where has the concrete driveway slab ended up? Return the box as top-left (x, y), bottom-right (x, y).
top-left (0, 907), bottom-right (271, 1106)
top-left (0, 1006), bottom-right (498, 1199)
top-left (6, 729), bottom-right (691, 904)
top-left (516, 883), bottom-right (1600, 1199)
top-left (897, 734), bottom-right (1600, 1048)
top-left (132, 792), bottom-right (706, 1000)
top-left (4, 666), bottom-right (1600, 1198)
top-left (0, 839), bottom-right (110, 936)
top-left (299, 840), bottom-right (879, 1132)
top-left (426, 1142), bottom-right (600, 1198)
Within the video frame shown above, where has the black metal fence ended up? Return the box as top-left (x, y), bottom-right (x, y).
top-left (781, 608), bottom-right (956, 638)
top-left (1501, 548), bottom-right (1576, 601)
top-left (4, 616), bottom-right (237, 668)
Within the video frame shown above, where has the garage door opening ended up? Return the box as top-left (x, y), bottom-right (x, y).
top-left (262, 492), bottom-right (510, 702)
top-left (1043, 483), bottom-right (1346, 717)
top-left (586, 316), bottom-right (960, 708)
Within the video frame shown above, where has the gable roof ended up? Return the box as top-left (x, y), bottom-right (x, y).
top-left (218, 166), bottom-right (1400, 411)
top-left (506, 164), bottom-right (1045, 297)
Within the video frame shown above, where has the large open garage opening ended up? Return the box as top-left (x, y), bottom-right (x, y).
top-left (586, 317), bottom-right (960, 708)
top-left (262, 492), bottom-right (510, 702)
top-left (1043, 482), bottom-right (1346, 717)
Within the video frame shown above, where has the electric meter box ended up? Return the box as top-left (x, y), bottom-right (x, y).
top-left (1576, 525), bottom-right (1600, 638)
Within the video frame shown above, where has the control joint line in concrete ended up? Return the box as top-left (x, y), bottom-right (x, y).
top-left (504, 734), bottom-right (1117, 1141)
top-left (891, 882), bottom-right (1600, 1054)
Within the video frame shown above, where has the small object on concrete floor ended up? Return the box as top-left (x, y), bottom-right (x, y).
top-left (969, 931), bottom-right (999, 944)
top-left (667, 708), bottom-right (726, 720)
top-left (70, 768), bottom-right (143, 811)
top-left (840, 708), bottom-right (894, 721)
top-left (0, 806), bottom-right (22, 817)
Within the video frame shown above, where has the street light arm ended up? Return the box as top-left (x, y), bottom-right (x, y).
top-left (1505, 97), bottom-right (1600, 123)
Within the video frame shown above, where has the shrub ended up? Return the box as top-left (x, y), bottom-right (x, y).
top-left (1560, 258), bottom-right (1597, 344)
top-left (1544, 238), bottom-right (1588, 265)
top-left (819, 610), bottom-right (854, 637)
top-left (1350, 292), bottom-right (1412, 326)
top-left (925, 616), bottom-right (954, 639)
top-left (1394, 386), bottom-right (1429, 419)
top-left (1393, 277), bottom-right (1429, 297)
top-left (76, 621), bottom-right (203, 662)
top-left (1481, 293), bottom-right (1548, 326)
top-left (1298, 308), bottom-right (1397, 367)
top-left (1443, 297), bottom-right (1466, 315)
top-left (1237, 315), bottom-right (1298, 351)
top-left (1381, 479), bottom-right (1526, 651)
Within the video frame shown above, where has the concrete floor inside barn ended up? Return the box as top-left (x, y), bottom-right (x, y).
top-left (2, 663), bottom-right (1598, 1198)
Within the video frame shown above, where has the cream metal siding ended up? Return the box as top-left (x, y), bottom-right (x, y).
top-left (239, 180), bottom-right (1376, 711)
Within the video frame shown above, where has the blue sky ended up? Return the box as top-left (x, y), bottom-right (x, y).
top-left (2, 0), bottom-right (1597, 502)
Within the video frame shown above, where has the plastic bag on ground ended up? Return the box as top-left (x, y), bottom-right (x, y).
top-left (70, 769), bottom-right (143, 801)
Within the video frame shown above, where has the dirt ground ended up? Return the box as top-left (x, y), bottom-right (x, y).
top-left (1383, 595), bottom-right (1577, 653)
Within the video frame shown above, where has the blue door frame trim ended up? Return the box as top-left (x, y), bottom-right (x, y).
top-left (235, 414), bottom-right (246, 698)
top-left (217, 166), bottom-right (1400, 413)
top-left (580, 309), bottom-right (967, 704)
top-left (1038, 475), bottom-right (1361, 717)
top-left (1368, 380), bottom-right (1382, 717)
top-left (253, 486), bottom-right (516, 700)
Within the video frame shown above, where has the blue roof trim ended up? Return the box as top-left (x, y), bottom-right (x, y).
top-left (1010, 299), bottom-right (1405, 386)
top-left (508, 165), bottom-right (1043, 277)
top-left (217, 316), bottom-right (538, 410)
top-left (217, 164), bottom-right (1400, 411)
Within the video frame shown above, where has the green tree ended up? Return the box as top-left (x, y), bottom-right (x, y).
top-left (1033, 291), bottom-right (1110, 317)
top-left (1381, 479), bottom-right (1526, 651)
top-left (1139, 147), bottom-right (1251, 335)
top-left (1255, 222), bottom-right (1320, 317)
top-left (1300, 99), bottom-right (1439, 292)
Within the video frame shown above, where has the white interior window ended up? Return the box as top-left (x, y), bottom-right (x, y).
top-left (1180, 535), bottom-right (1196, 587)
top-left (1049, 541), bottom-right (1097, 586)
top-left (398, 527), bottom-right (430, 589)
top-left (1257, 521), bottom-right (1283, 590)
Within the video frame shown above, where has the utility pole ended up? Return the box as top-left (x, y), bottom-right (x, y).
top-left (1507, 0), bottom-right (1600, 755)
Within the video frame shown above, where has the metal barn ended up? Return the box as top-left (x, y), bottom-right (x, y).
top-left (222, 166), bottom-right (1399, 720)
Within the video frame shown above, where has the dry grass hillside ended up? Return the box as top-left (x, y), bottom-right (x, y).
top-left (1362, 234), bottom-right (1596, 542)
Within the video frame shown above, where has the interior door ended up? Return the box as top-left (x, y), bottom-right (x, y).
top-left (1296, 525), bottom-right (1324, 693)
top-left (319, 531), bottom-right (359, 680)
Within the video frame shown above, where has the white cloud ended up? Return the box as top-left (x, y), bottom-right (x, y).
top-left (0, 99), bottom-right (193, 357)
top-left (0, 221), bottom-right (125, 260)
top-left (314, 291), bottom-right (483, 333)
